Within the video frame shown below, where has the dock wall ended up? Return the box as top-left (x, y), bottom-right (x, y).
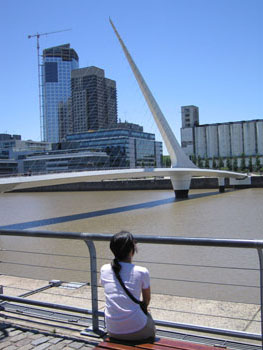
top-left (12, 176), bottom-right (263, 192)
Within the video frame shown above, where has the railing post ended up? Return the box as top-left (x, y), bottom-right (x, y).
top-left (84, 239), bottom-right (99, 333)
top-left (257, 248), bottom-right (263, 349)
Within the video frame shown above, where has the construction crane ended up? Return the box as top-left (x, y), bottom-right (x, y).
top-left (28, 29), bottom-right (71, 140)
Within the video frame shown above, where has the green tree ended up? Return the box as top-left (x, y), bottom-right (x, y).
top-left (233, 157), bottom-right (238, 171)
top-left (191, 154), bottom-right (197, 165)
top-left (162, 155), bottom-right (171, 167)
top-left (248, 157), bottom-right (253, 172)
top-left (240, 153), bottom-right (246, 172)
top-left (204, 157), bottom-right (209, 169)
top-left (218, 157), bottom-right (224, 169)
top-left (255, 155), bottom-right (261, 172)
top-left (212, 157), bottom-right (217, 169)
top-left (226, 158), bottom-right (232, 171)
top-left (197, 155), bottom-right (203, 168)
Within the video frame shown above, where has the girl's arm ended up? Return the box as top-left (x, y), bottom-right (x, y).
top-left (142, 287), bottom-right (151, 306)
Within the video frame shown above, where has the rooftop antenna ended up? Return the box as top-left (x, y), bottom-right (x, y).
top-left (28, 29), bottom-right (71, 141)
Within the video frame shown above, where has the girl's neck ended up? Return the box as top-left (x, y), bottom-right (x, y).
top-left (120, 257), bottom-right (132, 263)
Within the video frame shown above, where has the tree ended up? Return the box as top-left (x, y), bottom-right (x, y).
top-left (212, 157), bottom-right (217, 169)
top-left (226, 158), bottom-right (232, 171)
top-left (197, 155), bottom-right (203, 168)
top-left (204, 157), bottom-right (210, 169)
top-left (218, 157), bottom-right (224, 169)
top-left (191, 154), bottom-right (197, 165)
top-left (248, 157), bottom-right (253, 173)
top-left (255, 155), bottom-right (261, 172)
top-left (240, 153), bottom-right (246, 172)
top-left (162, 155), bottom-right (171, 167)
top-left (233, 157), bottom-right (238, 171)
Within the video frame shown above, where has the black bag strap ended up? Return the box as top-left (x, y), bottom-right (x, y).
top-left (113, 269), bottom-right (140, 305)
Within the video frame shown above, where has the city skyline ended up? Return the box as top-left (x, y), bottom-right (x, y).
top-left (0, 0), bottom-right (262, 154)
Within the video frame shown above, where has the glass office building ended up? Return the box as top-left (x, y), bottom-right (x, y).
top-left (62, 129), bottom-right (163, 168)
top-left (23, 150), bottom-right (110, 174)
top-left (42, 44), bottom-right (79, 142)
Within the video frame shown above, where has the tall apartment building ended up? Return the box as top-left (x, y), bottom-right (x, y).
top-left (42, 44), bottom-right (79, 142)
top-left (71, 67), bottom-right (117, 135)
top-left (180, 105), bottom-right (263, 163)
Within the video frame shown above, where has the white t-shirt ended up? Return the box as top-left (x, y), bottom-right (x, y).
top-left (100, 262), bottom-right (150, 334)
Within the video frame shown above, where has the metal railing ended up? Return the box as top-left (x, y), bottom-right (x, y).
top-left (0, 228), bottom-right (263, 348)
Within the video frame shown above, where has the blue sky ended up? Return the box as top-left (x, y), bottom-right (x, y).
top-left (0, 0), bottom-right (262, 154)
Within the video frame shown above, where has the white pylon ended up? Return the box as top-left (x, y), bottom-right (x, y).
top-left (109, 18), bottom-right (196, 169)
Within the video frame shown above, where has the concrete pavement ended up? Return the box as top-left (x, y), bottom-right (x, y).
top-left (0, 323), bottom-right (98, 349)
top-left (0, 275), bottom-right (261, 349)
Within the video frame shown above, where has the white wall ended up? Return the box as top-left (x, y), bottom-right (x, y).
top-left (256, 121), bottom-right (263, 155)
top-left (230, 123), bottom-right (243, 156)
top-left (206, 125), bottom-right (218, 158)
top-left (243, 121), bottom-right (256, 156)
top-left (218, 124), bottom-right (230, 157)
top-left (181, 128), bottom-right (194, 156)
top-left (195, 127), bottom-right (206, 158)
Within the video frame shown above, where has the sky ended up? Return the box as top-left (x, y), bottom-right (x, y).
top-left (0, 0), bottom-right (262, 154)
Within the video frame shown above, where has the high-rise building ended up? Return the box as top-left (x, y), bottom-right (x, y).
top-left (71, 66), bottom-right (117, 133)
top-left (42, 44), bottom-right (79, 142)
top-left (180, 105), bottom-right (199, 156)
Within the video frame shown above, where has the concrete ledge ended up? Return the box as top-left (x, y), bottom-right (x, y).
top-left (230, 177), bottom-right (252, 186)
top-left (10, 176), bottom-right (263, 192)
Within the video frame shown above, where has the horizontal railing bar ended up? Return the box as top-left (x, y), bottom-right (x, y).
top-left (135, 261), bottom-right (258, 271)
top-left (2, 309), bottom-right (93, 329)
top-left (155, 319), bottom-right (261, 341)
top-left (1, 262), bottom-right (258, 287)
top-left (0, 249), bottom-right (90, 260)
top-left (2, 250), bottom-right (258, 270)
top-left (151, 276), bottom-right (259, 288)
top-left (1, 229), bottom-right (263, 249)
top-left (151, 306), bottom-right (260, 322)
top-left (96, 310), bottom-right (262, 341)
top-left (0, 261), bottom-right (91, 273)
top-left (98, 256), bottom-right (259, 271)
top-left (1, 248), bottom-right (259, 272)
top-left (0, 313), bottom-right (94, 335)
top-left (0, 295), bottom-right (93, 315)
top-left (1, 285), bottom-right (93, 301)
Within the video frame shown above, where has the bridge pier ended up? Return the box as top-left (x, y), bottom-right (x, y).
top-left (218, 177), bottom-right (225, 193)
top-left (170, 174), bottom-right (192, 199)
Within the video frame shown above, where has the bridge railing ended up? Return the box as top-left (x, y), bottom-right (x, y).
top-left (0, 229), bottom-right (262, 348)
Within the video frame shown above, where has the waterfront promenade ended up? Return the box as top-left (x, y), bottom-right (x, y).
top-left (1, 188), bottom-right (263, 348)
top-left (0, 275), bottom-right (261, 349)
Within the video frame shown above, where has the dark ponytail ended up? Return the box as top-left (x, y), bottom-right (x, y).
top-left (111, 258), bottom-right (121, 275)
top-left (110, 231), bottom-right (136, 274)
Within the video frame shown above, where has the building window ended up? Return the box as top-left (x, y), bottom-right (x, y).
top-left (45, 62), bottom-right (58, 82)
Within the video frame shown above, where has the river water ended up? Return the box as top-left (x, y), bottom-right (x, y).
top-left (0, 188), bottom-right (262, 303)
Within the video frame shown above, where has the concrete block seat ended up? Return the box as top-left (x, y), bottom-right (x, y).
top-left (93, 337), bottom-right (224, 350)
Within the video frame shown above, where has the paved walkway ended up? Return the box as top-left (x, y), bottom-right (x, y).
top-left (0, 275), bottom-right (261, 349)
top-left (1, 275), bottom-right (261, 334)
top-left (0, 322), bottom-right (98, 350)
